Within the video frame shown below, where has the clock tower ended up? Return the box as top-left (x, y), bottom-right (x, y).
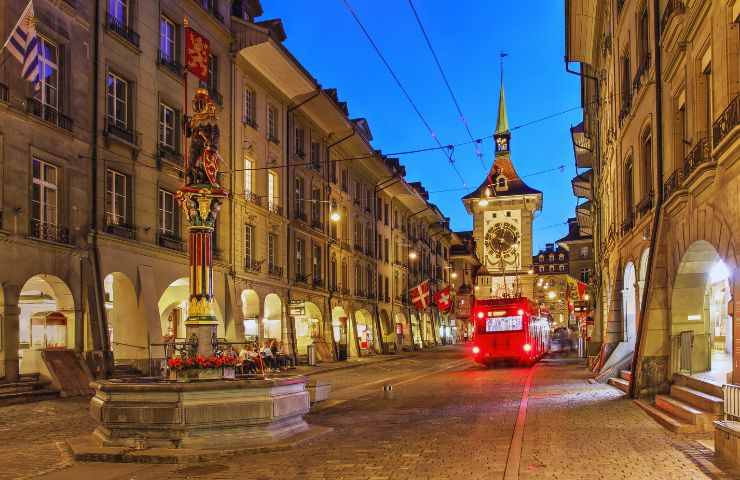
top-left (462, 80), bottom-right (542, 299)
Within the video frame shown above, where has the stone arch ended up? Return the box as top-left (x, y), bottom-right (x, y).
top-left (158, 278), bottom-right (225, 340)
top-left (638, 248), bottom-right (650, 304)
top-left (354, 308), bottom-right (375, 354)
top-left (332, 305), bottom-right (349, 360)
top-left (240, 289), bottom-right (260, 339)
top-left (18, 274), bottom-right (76, 375)
top-left (623, 262), bottom-right (638, 345)
top-left (294, 301), bottom-right (322, 356)
top-left (103, 272), bottom-right (147, 363)
top-left (262, 293), bottom-right (283, 342)
top-left (379, 309), bottom-right (392, 334)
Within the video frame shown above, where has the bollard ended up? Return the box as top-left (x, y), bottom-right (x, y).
top-left (383, 384), bottom-right (394, 400)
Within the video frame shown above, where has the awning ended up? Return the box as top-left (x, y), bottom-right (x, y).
top-left (576, 201), bottom-right (592, 236)
top-left (566, 0), bottom-right (597, 65)
top-left (571, 169), bottom-right (593, 199)
top-left (571, 122), bottom-right (593, 168)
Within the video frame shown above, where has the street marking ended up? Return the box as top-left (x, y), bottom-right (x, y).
top-left (503, 365), bottom-right (536, 480)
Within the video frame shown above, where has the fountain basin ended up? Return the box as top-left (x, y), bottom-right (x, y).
top-left (68, 375), bottom-right (329, 463)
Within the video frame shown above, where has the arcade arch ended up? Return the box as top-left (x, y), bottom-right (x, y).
top-left (294, 301), bottom-right (322, 356)
top-left (241, 289), bottom-right (260, 340)
top-left (158, 278), bottom-right (225, 340)
top-left (332, 306), bottom-right (349, 360)
top-left (623, 262), bottom-right (637, 345)
top-left (262, 293), bottom-right (283, 341)
top-left (354, 308), bottom-right (375, 354)
top-left (103, 272), bottom-right (146, 362)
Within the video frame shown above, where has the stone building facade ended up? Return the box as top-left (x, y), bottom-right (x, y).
top-left (566, 0), bottom-right (739, 397)
top-left (0, 0), bottom-right (457, 385)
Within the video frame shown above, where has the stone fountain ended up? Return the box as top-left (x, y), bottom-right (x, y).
top-left (68, 90), bottom-right (327, 463)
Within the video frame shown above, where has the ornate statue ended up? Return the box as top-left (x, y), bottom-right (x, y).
top-left (185, 88), bottom-right (222, 188)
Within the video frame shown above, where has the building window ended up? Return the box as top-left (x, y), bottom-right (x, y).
top-left (159, 16), bottom-right (176, 63)
top-left (637, 7), bottom-right (650, 67)
top-left (34, 37), bottom-right (59, 113)
top-left (105, 169), bottom-right (128, 225)
top-left (539, 254), bottom-right (544, 262)
top-left (676, 96), bottom-right (687, 162)
top-left (267, 105), bottom-right (278, 142)
top-left (295, 127), bottom-right (305, 157)
top-left (384, 203), bottom-right (389, 225)
top-left (341, 207), bottom-right (348, 240)
top-left (243, 154), bottom-right (252, 195)
top-left (311, 188), bottom-right (321, 225)
top-left (244, 224), bottom-right (255, 267)
top-left (295, 238), bottom-right (305, 276)
top-left (621, 54), bottom-right (631, 110)
top-left (312, 244), bottom-right (321, 282)
top-left (268, 233), bottom-right (277, 268)
top-left (310, 141), bottom-right (321, 169)
top-left (159, 102), bottom-right (177, 150)
top-left (549, 265), bottom-right (554, 272)
top-left (580, 268), bottom-right (591, 283)
top-left (203, 54), bottom-right (218, 93)
top-left (559, 264), bottom-right (565, 272)
top-left (32, 159), bottom-right (58, 228)
top-left (702, 61), bottom-right (713, 138)
top-left (365, 224), bottom-right (372, 254)
top-left (558, 253), bottom-right (565, 261)
top-left (106, 72), bottom-right (129, 130)
top-left (355, 263), bottom-right (362, 294)
top-left (624, 158), bottom-right (634, 219)
top-left (267, 171), bottom-right (277, 211)
top-left (243, 86), bottom-right (256, 127)
top-left (641, 129), bottom-right (653, 198)
top-left (341, 169), bottom-right (348, 192)
top-left (109, 0), bottom-right (128, 24)
top-left (354, 221), bottom-right (362, 248)
top-left (384, 238), bottom-right (389, 263)
top-left (158, 189), bottom-right (178, 237)
top-left (539, 266), bottom-right (544, 273)
top-left (294, 176), bottom-right (304, 218)
top-left (580, 246), bottom-right (589, 258)
top-left (330, 255), bottom-right (337, 290)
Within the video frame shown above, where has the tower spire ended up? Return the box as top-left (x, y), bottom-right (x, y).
top-left (494, 52), bottom-right (511, 155)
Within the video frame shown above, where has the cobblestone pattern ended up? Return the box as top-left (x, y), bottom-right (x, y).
top-left (3, 348), bottom-right (740, 479)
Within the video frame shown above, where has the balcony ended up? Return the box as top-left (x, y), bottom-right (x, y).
top-left (207, 88), bottom-right (223, 106)
top-left (354, 243), bottom-right (363, 253)
top-left (619, 96), bottom-right (632, 126)
top-left (158, 233), bottom-right (184, 251)
top-left (621, 213), bottom-right (634, 234)
top-left (355, 290), bottom-right (366, 298)
top-left (244, 191), bottom-right (262, 207)
top-left (312, 277), bottom-right (324, 288)
top-left (26, 98), bottom-right (73, 131)
top-left (294, 211), bottom-right (307, 222)
top-left (105, 118), bottom-right (138, 145)
top-left (106, 14), bottom-right (140, 48)
top-left (632, 53), bottom-right (651, 93)
top-left (241, 115), bottom-right (258, 130)
top-left (636, 192), bottom-right (654, 217)
top-left (245, 259), bottom-right (262, 273)
top-left (29, 220), bottom-right (73, 245)
top-left (663, 169), bottom-right (684, 199)
top-left (294, 273), bottom-right (309, 284)
top-left (157, 50), bottom-right (184, 77)
top-left (661, 0), bottom-right (686, 32)
top-left (311, 219), bottom-right (324, 231)
top-left (713, 95), bottom-right (739, 148)
top-left (267, 203), bottom-right (283, 216)
top-left (268, 263), bottom-right (283, 278)
top-left (0, 82), bottom-right (8, 103)
top-left (104, 221), bottom-right (136, 240)
top-left (340, 287), bottom-right (351, 296)
top-left (682, 137), bottom-right (711, 179)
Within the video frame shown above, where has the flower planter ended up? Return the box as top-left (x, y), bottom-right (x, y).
top-left (168, 368), bottom-right (225, 382)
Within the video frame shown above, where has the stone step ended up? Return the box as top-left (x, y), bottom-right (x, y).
top-left (635, 399), bottom-right (701, 433)
top-left (0, 379), bottom-right (51, 394)
top-left (671, 384), bottom-right (723, 414)
top-left (619, 370), bottom-right (632, 382)
top-left (673, 374), bottom-right (724, 398)
top-left (0, 388), bottom-right (59, 407)
top-left (655, 394), bottom-right (717, 431)
top-left (607, 377), bottom-right (629, 393)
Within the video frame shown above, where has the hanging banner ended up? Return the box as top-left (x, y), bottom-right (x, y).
top-left (185, 26), bottom-right (210, 81)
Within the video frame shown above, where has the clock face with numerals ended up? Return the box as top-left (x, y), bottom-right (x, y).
top-left (485, 222), bottom-right (520, 264)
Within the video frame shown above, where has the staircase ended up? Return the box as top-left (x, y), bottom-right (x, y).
top-left (110, 363), bottom-right (145, 380)
top-left (635, 374), bottom-right (723, 433)
top-left (0, 373), bottom-right (60, 406)
top-left (607, 369), bottom-right (632, 393)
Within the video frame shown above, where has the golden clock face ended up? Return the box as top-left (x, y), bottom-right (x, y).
top-left (485, 222), bottom-right (520, 257)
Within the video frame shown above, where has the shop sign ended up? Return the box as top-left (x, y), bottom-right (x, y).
top-left (288, 301), bottom-right (305, 316)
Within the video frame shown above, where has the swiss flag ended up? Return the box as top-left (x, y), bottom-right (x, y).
top-left (185, 27), bottom-right (210, 82)
top-left (434, 287), bottom-right (452, 312)
top-left (410, 280), bottom-right (431, 311)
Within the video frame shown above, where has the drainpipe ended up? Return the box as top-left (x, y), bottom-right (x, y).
top-left (229, 54), bottom-right (236, 340)
top-left (629, 0), bottom-right (665, 399)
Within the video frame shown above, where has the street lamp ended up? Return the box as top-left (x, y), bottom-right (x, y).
top-left (451, 271), bottom-right (458, 279)
top-left (330, 210), bottom-right (341, 222)
top-left (547, 291), bottom-right (557, 300)
top-left (409, 250), bottom-right (418, 260)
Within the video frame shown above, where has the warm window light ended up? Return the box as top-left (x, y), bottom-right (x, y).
top-left (451, 272), bottom-right (458, 279)
top-left (547, 291), bottom-right (557, 300)
top-left (478, 198), bottom-right (489, 207)
top-left (584, 293), bottom-right (590, 301)
top-left (330, 210), bottom-right (341, 222)
top-left (409, 251), bottom-right (418, 260)
top-left (527, 269), bottom-right (534, 275)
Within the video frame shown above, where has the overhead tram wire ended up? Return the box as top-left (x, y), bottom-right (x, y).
top-left (407, 0), bottom-right (485, 170)
top-left (221, 92), bottom-right (617, 175)
top-left (424, 165), bottom-right (567, 194)
top-left (339, 0), bottom-right (466, 186)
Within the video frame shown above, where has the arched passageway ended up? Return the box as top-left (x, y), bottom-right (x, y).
top-left (623, 262), bottom-right (637, 345)
top-left (241, 289), bottom-right (260, 341)
top-left (332, 306), bottom-right (349, 360)
top-left (294, 301), bottom-right (322, 356)
top-left (671, 240), bottom-right (733, 382)
top-left (158, 278), bottom-right (225, 341)
top-left (354, 309), bottom-right (375, 354)
top-left (104, 272), bottom-right (146, 363)
top-left (262, 294), bottom-right (283, 343)
top-left (18, 274), bottom-right (76, 374)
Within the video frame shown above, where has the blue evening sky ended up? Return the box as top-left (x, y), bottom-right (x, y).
top-left (262, 1), bottom-right (582, 251)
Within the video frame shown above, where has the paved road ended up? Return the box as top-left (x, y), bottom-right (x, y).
top-left (2, 345), bottom-right (737, 479)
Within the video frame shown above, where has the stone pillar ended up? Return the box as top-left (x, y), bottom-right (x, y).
top-left (2, 284), bottom-right (20, 381)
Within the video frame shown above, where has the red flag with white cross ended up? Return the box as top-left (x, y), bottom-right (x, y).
top-left (410, 280), bottom-right (431, 311)
top-left (434, 286), bottom-right (452, 312)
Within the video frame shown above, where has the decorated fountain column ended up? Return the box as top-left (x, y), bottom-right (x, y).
top-left (177, 88), bottom-right (228, 359)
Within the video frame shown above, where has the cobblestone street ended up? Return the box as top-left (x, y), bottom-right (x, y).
top-left (2, 346), bottom-right (738, 480)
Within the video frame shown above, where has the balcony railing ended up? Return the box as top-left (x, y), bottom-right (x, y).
top-left (104, 221), bottom-right (136, 240)
top-left (267, 203), bottom-right (282, 216)
top-left (621, 213), bottom-right (634, 234)
top-left (311, 219), bottom-right (324, 230)
top-left (682, 137), bottom-right (711, 178)
top-left (295, 273), bottom-right (309, 284)
top-left (636, 192), bottom-right (654, 217)
top-left (105, 117), bottom-right (137, 145)
top-left (208, 88), bottom-right (223, 106)
top-left (158, 233), bottom-right (184, 251)
top-left (619, 96), bottom-right (632, 126)
top-left (663, 169), bottom-right (684, 199)
top-left (244, 191), bottom-right (262, 207)
top-left (312, 277), bottom-right (324, 288)
top-left (106, 14), bottom-right (140, 47)
top-left (661, 0), bottom-right (686, 32)
top-left (268, 263), bottom-right (283, 278)
top-left (30, 220), bottom-right (72, 245)
top-left (26, 98), bottom-right (73, 131)
top-left (632, 53), bottom-right (651, 93)
top-left (241, 115), bottom-right (258, 129)
top-left (245, 259), bottom-right (262, 273)
top-left (157, 145), bottom-right (183, 168)
top-left (340, 287), bottom-right (351, 296)
top-left (713, 95), bottom-right (739, 148)
top-left (294, 211), bottom-right (307, 222)
top-left (0, 82), bottom-right (8, 103)
top-left (157, 50), bottom-right (183, 77)
top-left (354, 243), bottom-right (363, 252)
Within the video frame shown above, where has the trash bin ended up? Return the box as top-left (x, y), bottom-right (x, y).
top-left (307, 344), bottom-right (316, 366)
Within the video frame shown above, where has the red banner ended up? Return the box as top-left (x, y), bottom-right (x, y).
top-left (434, 286), bottom-right (452, 312)
top-left (409, 280), bottom-right (430, 311)
top-left (185, 27), bottom-right (210, 82)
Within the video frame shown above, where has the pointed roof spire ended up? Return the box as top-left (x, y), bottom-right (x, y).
top-left (495, 82), bottom-right (509, 134)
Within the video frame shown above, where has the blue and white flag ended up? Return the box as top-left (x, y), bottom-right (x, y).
top-left (2, 1), bottom-right (40, 87)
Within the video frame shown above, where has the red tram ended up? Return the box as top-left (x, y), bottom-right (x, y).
top-left (470, 297), bottom-right (550, 367)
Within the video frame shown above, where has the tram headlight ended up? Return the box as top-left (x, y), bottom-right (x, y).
top-left (523, 343), bottom-right (532, 353)
top-left (477, 311), bottom-right (485, 319)
top-left (472, 346), bottom-right (480, 355)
